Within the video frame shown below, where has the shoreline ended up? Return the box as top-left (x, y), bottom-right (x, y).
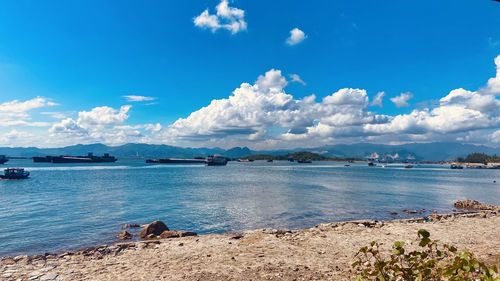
top-left (2, 210), bottom-right (499, 280)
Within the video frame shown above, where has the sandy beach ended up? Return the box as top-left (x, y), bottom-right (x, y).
top-left (1, 210), bottom-right (499, 281)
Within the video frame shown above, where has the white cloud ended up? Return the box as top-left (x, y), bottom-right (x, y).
top-left (390, 92), bottom-right (412, 107)
top-left (123, 95), bottom-right (157, 102)
top-left (0, 97), bottom-right (57, 127)
top-left (485, 54), bottom-right (500, 94)
top-left (289, 74), bottom-right (306, 85)
top-left (286, 28), bottom-right (306, 45)
top-left (4, 55), bottom-right (500, 149)
top-left (0, 129), bottom-right (35, 146)
top-left (370, 91), bottom-right (385, 107)
top-left (193, 0), bottom-right (247, 34)
top-left (490, 130), bottom-right (500, 143)
top-left (49, 105), bottom-right (141, 145)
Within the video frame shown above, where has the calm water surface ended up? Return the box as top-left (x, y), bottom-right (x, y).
top-left (0, 159), bottom-right (499, 256)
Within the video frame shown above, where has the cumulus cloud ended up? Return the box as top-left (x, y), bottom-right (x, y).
top-left (286, 28), bottom-right (307, 45)
top-left (390, 92), bottom-right (412, 107)
top-left (49, 105), bottom-right (145, 145)
top-left (491, 130), bottom-right (500, 143)
top-left (123, 95), bottom-right (156, 102)
top-left (193, 0), bottom-right (247, 34)
top-left (0, 97), bottom-right (57, 127)
top-left (289, 74), bottom-right (306, 85)
top-left (159, 55), bottom-right (500, 148)
top-left (0, 129), bottom-right (35, 146)
top-left (7, 55), bottom-right (500, 148)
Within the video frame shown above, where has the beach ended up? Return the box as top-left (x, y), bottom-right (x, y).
top-left (2, 210), bottom-right (499, 281)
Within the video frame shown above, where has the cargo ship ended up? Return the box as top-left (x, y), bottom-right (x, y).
top-left (33, 153), bottom-right (117, 163)
top-left (146, 158), bottom-right (206, 164)
top-left (32, 156), bottom-right (53, 163)
top-left (0, 155), bottom-right (8, 165)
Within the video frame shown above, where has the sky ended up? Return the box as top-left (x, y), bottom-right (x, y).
top-left (0, 0), bottom-right (499, 149)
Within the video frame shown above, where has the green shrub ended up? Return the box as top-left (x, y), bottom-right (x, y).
top-left (352, 229), bottom-right (499, 280)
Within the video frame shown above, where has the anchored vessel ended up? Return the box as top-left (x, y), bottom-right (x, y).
top-left (33, 153), bottom-right (117, 163)
top-left (0, 155), bottom-right (8, 165)
top-left (206, 155), bottom-right (228, 166)
top-left (146, 158), bottom-right (205, 164)
top-left (0, 168), bottom-right (30, 179)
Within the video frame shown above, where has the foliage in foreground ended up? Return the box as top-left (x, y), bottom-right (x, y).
top-left (352, 229), bottom-right (499, 281)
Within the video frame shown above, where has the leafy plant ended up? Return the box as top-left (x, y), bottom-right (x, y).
top-left (352, 229), bottom-right (499, 280)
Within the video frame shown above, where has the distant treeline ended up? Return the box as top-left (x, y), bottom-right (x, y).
top-left (243, 151), bottom-right (358, 161)
top-left (457, 153), bottom-right (500, 163)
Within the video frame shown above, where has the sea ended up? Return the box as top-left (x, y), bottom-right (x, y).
top-left (0, 159), bottom-right (499, 257)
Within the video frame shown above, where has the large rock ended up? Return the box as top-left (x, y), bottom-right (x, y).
top-left (140, 221), bottom-right (169, 239)
top-left (454, 200), bottom-right (499, 211)
top-left (116, 231), bottom-right (132, 240)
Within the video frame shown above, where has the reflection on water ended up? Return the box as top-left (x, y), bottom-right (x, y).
top-left (0, 159), bottom-right (499, 256)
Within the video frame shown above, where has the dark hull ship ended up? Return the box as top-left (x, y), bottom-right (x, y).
top-left (33, 153), bottom-right (117, 163)
top-left (146, 158), bottom-right (206, 164)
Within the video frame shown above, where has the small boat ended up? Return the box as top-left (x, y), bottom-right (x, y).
top-left (297, 159), bottom-right (312, 163)
top-left (266, 159), bottom-right (273, 162)
top-left (0, 168), bottom-right (30, 179)
top-left (404, 164), bottom-right (413, 169)
top-left (206, 155), bottom-right (228, 166)
top-left (0, 155), bottom-right (8, 165)
top-left (344, 164), bottom-right (350, 167)
top-left (368, 162), bottom-right (376, 167)
top-left (450, 163), bottom-right (464, 169)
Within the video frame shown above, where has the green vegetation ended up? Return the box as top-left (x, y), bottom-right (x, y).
top-left (457, 153), bottom-right (500, 164)
top-left (244, 151), bottom-right (357, 161)
top-left (352, 229), bottom-right (498, 280)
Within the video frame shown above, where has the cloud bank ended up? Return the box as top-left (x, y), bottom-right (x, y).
top-left (1, 55), bottom-right (499, 148)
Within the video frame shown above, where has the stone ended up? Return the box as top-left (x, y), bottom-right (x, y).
top-left (140, 221), bottom-right (169, 239)
top-left (160, 230), bottom-right (180, 239)
top-left (179, 231), bottom-right (197, 237)
top-left (116, 231), bottom-right (132, 240)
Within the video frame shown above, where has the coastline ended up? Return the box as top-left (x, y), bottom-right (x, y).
top-left (2, 210), bottom-right (499, 281)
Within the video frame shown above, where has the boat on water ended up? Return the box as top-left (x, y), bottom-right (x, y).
top-left (404, 164), bottom-right (414, 169)
top-left (206, 155), bottom-right (228, 166)
top-left (146, 158), bottom-right (206, 164)
top-left (32, 156), bottom-right (53, 163)
top-left (297, 159), bottom-right (312, 163)
top-left (266, 159), bottom-right (273, 162)
top-left (35, 153), bottom-right (117, 163)
top-left (0, 155), bottom-right (8, 165)
top-left (450, 163), bottom-right (464, 169)
top-left (237, 159), bottom-right (254, 162)
top-left (368, 161), bottom-right (376, 167)
top-left (0, 168), bottom-right (30, 179)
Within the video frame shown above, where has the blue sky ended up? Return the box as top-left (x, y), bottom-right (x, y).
top-left (0, 0), bottom-right (499, 148)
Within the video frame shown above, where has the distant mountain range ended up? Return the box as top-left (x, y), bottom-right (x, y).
top-left (0, 142), bottom-right (498, 161)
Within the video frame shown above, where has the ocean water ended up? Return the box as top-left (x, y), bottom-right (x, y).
top-left (0, 159), bottom-right (499, 257)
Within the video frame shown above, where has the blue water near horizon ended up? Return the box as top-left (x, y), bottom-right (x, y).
top-left (0, 159), bottom-right (499, 257)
